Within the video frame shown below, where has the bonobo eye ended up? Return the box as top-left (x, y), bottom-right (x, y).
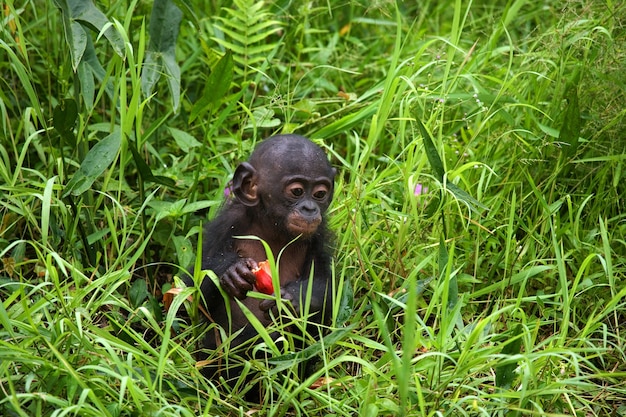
top-left (313, 190), bottom-right (327, 199)
top-left (313, 184), bottom-right (330, 200)
top-left (286, 182), bottom-right (305, 198)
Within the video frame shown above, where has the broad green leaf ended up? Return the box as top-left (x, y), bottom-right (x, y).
top-left (128, 140), bottom-right (177, 188)
top-left (141, 0), bottom-right (183, 110)
top-left (447, 275), bottom-right (459, 311)
top-left (415, 117), bottom-right (445, 181)
top-left (68, 21), bottom-right (88, 70)
top-left (141, 51), bottom-right (161, 99)
top-left (167, 127), bottom-right (201, 153)
top-left (189, 50), bottom-right (234, 123)
top-left (447, 182), bottom-right (489, 214)
top-left (336, 278), bottom-right (354, 326)
top-left (63, 129), bottom-right (121, 197)
top-left (395, 276), bottom-right (435, 306)
top-left (53, 0), bottom-right (124, 70)
top-left (438, 235), bottom-right (448, 276)
top-left (181, 200), bottom-right (221, 214)
top-left (416, 115), bottom-right (488, 214)
top-left (537, 122), bottom-right (560, 138)
top-left (162, 53), bottom-right (181, 111)
top-left (172, 235), bottom-right (194, 269)
top-left (87, 227), bottom-right (109, 245)
top-left (77, 35), bottom-right (115, 108)
top-left (129, 279), bottom-right (149, 309)
top-left (244, 107), bottom-right (281, 130)
top-left (495, 324), bottom-right (523, 388)
top-left (52, 98), bottom-right (78, 136)
top-left (149, 199), bottom-right (187, 221)
top-left (77, 60), bottom-right (95, 109)
top-left (147, 0), bottom-right (182, 52)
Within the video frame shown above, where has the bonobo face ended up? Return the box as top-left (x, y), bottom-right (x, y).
top-left (278, 172), bottom-right (333, 237)
top-left (248, 135), bottom-right (335, 238)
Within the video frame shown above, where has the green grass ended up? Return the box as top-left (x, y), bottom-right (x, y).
top-left (1, 0), bottom-right (626, 415)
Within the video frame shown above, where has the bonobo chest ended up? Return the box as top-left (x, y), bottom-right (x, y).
top-left (234, 238), bottom-right (308, 285)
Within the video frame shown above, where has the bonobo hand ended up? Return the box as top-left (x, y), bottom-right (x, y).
top-left (219, 258), bottom-right (258, 299)
top-left (258, 285), bottom-right (300, 320)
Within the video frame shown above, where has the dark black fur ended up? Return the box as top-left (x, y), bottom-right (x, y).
top-left (188, 134), bottom-right (336, 386)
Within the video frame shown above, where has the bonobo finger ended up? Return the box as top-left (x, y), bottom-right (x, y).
top-left (219, 274), bottom-right (239, 298)
top-left (221, 269), bottom-right (253, 299)
top-left (243, 258), bottom-right (259, 276)
top-left (236, 259), bottom-right (258, 285)
top-left (232, 274), bottom-right (254, 298)
top-left (259, 291), bottom-right (295, 320)
top-left (258, 291), bottom-right (293, 310)
top-left (258, 298), bottom-right (275, 312)
top-left (258, 299), bottom-right (278, 321)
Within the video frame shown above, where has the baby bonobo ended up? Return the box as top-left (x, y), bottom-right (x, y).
top-left (190, 134), bottom-right (336, 384)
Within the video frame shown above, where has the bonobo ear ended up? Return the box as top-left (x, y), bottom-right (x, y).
top-left (232, 162), bottom-right (259, 206)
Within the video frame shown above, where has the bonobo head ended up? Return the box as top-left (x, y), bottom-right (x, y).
top-left (232, 134), bottom-right (336, 239)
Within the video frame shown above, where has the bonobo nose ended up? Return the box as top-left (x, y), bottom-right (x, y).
top-left (301, 200), bottom-right (319, 215)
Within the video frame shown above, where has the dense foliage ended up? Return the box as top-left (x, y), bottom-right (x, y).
top-left (1, 0), bottom-right (625, 415)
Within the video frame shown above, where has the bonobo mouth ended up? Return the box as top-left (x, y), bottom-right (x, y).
top-left (288, 217), bottom-right (321, 237)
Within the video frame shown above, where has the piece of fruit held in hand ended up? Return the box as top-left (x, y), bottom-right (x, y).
top-left (253, 261), bottom-right (274, 295)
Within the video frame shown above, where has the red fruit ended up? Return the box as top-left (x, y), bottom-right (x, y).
top-left (253, 260), bottom-right (274, 295)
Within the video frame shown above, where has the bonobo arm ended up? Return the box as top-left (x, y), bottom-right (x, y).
top-left (191, 204), bottom-right (257, 303)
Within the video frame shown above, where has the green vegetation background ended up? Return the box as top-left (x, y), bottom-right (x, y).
top-left (1, 0), bottom-right (625, 415)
